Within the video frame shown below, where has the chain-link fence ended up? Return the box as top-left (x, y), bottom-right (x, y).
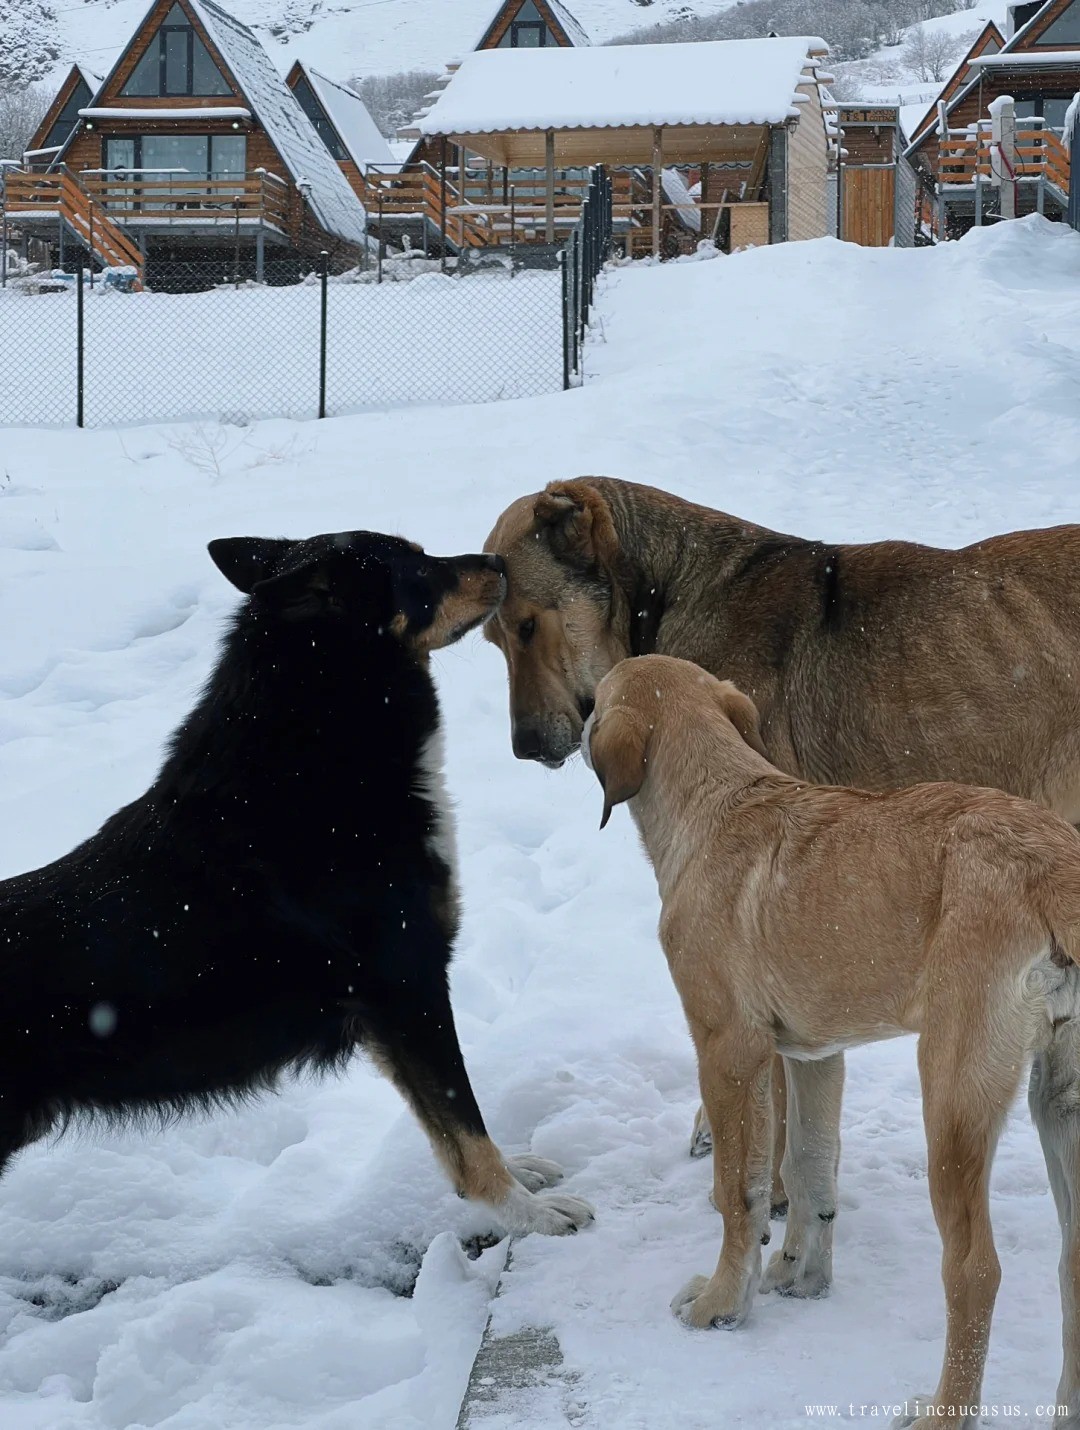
top-left (0, 254), bottom-right (565, 429)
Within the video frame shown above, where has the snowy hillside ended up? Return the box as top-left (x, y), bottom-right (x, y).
top-left (834, 1), bottom-right (1011, 130)
top-left (0, 218), bottom-right (1079, 1427)
top-left (18, 0), bottom-right (742, 97)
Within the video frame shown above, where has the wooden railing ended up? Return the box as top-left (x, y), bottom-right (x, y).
top-left (4, 166), bottom-right (289, 248)
top-left (4, 166), bottom-right (144, 280)
top-left (938, 122), bottom-right (1071, 194)
top-left (79, 169), bottom-right (290, 230)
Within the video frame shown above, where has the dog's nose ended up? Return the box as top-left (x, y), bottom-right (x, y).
top-left (484, 554), bottom-right (506, 577)
top-left (512, 723), bottom-right (544, 761)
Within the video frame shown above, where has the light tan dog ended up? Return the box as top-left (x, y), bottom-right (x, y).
top-left (584, 653), bottom-right (1080, 1430)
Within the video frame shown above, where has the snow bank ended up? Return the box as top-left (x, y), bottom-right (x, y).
top-left (0, 215), bottom-right (1078, 1427)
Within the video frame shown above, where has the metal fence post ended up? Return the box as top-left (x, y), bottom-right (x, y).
top-left (318, 250), bottom-right (328, 420)
top-left (377, 189), bottom-right (384, 284)
top-left (76, 255), bottom-right (85, 428)
top-left (571, 227), bottom-right (580, 374)
top-left (559, 249), bottom-right (570, 391)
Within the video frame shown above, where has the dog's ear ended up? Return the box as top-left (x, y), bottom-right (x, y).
top-left (250, 559), bottom-right (334, 619)
top-left (589, 707), bottom-right (650, 829)
top-left (209, 537), bottom-right (293, 594)
top-left (533, 480), bottom-right (618, 573)
top-left (716, 682), bottom-right (769, 760)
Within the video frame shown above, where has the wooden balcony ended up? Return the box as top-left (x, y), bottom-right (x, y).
top-left (5, 166), bottom-right (291, 237)
top-left (938, 122), bottom-right (1070, 196)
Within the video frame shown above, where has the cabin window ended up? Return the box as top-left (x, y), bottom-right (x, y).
top-left (104, 133), bottom-right (247, 184)
top-left (41, 80), bottom-right (92, 153)
top-left (121, 4), bottom-right (232, 97)
top-left (1014, 96), bottom-right (1074, 132)
top-left (1036, 0), bottom-right (1080, 43)
top-left (498, 0), bottom-right (555, 46)
top-left (292, 75), bottom-right (347, 160)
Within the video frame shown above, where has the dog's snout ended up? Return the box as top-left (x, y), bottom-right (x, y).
top-left (483, 554), bottom-right (507, 577)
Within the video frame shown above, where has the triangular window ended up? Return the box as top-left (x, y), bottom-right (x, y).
top-left (121, 3), bottom-right (232, 96)
top-left (1034, 0), bottom-right (1080, 43)
top-left (497, 0), bottom-right (559, 47)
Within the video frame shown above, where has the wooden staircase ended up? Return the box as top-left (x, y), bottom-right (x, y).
top-left (5, 165), bottom-right (144, 286)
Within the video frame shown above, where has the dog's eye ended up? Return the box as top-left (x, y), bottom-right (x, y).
top-left (518, 617), bottom-right (536, 645)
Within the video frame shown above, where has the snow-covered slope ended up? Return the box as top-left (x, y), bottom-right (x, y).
top-left (834, 1), bottom-right (1011, 132)
top-left (1, 218), bottom-right (1079, 1427)
top-left (23, 0), bottom-right (743, 98)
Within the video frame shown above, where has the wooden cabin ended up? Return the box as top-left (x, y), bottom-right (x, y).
top-left (399, 35), bottom-right (834, 259)
top-left (22, 64), bottom-right (100, 171)
top-left (835, 104), bottom-right (917, 246)
top-left (365, 0), bottom-right (592, 256)
top-left (285, 61), bottom-right (393, 206)
top-left (905, 0), bottom-right (1077, 236)
top-left (473, 0), bottom-right (590, 51)
top-left (2, 0), bottom-right (367, 287)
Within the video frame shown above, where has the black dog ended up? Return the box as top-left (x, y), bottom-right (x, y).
top-left (0, 531), bottom-right (592, 1237)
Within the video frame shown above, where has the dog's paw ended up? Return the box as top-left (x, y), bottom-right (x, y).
top-left (505, 1154), bottom-right (565, 1193)
top-left (670, 1274), bottom-right (746, 1330)
top-left (689, 1106), bottom-right (713, 1159)
top-left (762, 1248), bottom-right (830, 1299)
top-left (889, 1395), bottom-right (965, 1430)
top-left (502, 1186), bottom-right (595, 1237)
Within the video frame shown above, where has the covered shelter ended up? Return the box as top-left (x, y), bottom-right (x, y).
top-left (405, 35), bottom-right (833, 256)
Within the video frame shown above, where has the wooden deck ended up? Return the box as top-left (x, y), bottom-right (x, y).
top-left (3, 165), bottom-right (295, 283)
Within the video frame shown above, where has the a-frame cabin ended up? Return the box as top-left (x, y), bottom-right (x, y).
top-left (390, 0), bottom-right (591, 235)
top-left (285, 60), bottom-right (394, 206)
top-left (473, 0), bottom-right (590, 50)
top-left (905, 0), bottom-right (1078, 235)
top-left (23, 65), bottom-right (100, 171)
top-left (4, 0), bottom-right (367, 287)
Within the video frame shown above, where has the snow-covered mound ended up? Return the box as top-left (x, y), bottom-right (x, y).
top-left (0, 217), bottom-right (1079, 1427)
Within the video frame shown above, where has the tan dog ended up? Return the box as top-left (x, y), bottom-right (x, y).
top-left (485, 477), bottom-right (1080, 1209)
top-left (584, 654), bottom-right (1080, 1430)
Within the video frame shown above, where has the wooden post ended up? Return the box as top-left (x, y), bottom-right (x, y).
top-left (439, 137), bottom-right (448, 272)
top-left (700, 161), bottom-right (710, 244)
top-left (458, 144), bottom-right (467, 251)
top-left (652, 127), bottom-right (663, 258)
top-left (545, 129), bottom-right (555, 244)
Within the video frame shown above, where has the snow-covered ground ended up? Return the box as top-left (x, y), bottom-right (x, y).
top-left (1, 217), bottom-right (1079, 1428)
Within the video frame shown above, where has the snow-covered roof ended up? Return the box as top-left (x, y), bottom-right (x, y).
top-left (188, 0), bottom-right (367, 244)
top-left (298, 64), bottom-right (394, 172)
top-left (80, 106), bottom-right (251, 119)
top-left (966, 48), bottom-right (1080, 67)
top-left (415, 36), bottom-right (828, 136)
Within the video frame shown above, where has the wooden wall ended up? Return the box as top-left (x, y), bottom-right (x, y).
top-left (787, 84), bottom-right (830, 241)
